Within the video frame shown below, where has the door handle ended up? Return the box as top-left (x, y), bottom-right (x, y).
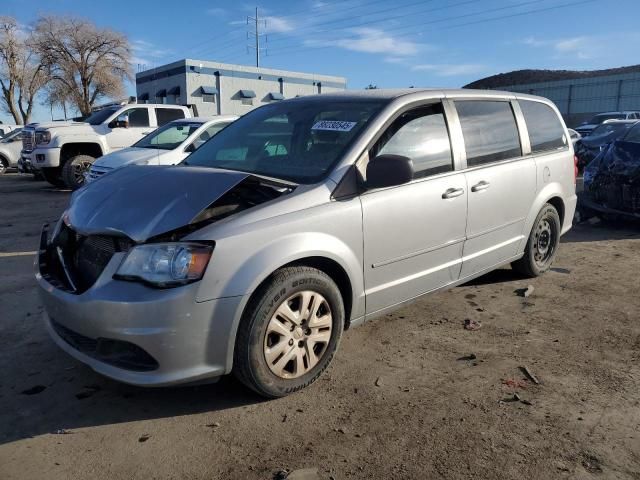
top-left (471, 181), bottom-right (490, 192)
top-left (141, 131), bottom-right (151, 136)
top-left (442, 187), bottom-right (464, 199)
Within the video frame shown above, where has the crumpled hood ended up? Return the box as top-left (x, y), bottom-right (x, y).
top-left (93, 147), bottom-right (168, 169)
top-left (67, 166), bottom-right (249, 242)
top-left (602, 141), bottom-right (640, 176)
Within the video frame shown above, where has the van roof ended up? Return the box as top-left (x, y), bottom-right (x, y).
top-left (297, 88), bottom-right (552, 103)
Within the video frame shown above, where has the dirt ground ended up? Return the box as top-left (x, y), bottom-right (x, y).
top-left (0, 172), bottom-right (639, 480)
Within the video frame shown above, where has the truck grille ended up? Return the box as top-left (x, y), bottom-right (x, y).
top-left (22, 128), bottom-right (35, 152)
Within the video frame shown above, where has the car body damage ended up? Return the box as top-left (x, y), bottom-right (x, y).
top-left (582, 140), bottom-right (640, 218)
top-left (66, 165), bottom-right (292, 242)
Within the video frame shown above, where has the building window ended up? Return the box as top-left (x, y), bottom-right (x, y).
top-left (241, 98), bottom-right (253, 106)
top-left (203, 94), bottom-right (216, 103)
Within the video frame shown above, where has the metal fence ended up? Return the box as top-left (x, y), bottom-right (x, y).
top-left (495, 73), bottom-right (640, 127)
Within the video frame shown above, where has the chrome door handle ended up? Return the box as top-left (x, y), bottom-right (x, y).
top-left (442, 187), bottom-right (464, 199)
top-left (141, 131), bottom-right (151, 136)
top-left (471, 181), bottom-right (490, 192)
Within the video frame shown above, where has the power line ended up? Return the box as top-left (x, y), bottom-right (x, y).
top-left (267, 0), bottom-right (545, 50)
top-left (265, 0), bottom-right (597, 58)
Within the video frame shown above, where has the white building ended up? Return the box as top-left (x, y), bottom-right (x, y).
top-left (135, 59), bottom-right (347, 116)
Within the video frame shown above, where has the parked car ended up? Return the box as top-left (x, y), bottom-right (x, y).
top-left (567, 128), bottom-right (581, 146)
top-left (86, 116), bottom-right (237, 183)
top-left (581, 121), bottom-right (640, 218)
top-left (36, 89), bottom-right (576, 397)
top-left (574, 120), bottom-right (637, 169)
top-left (574, 111), bottom-right (640, 137)
top-left (21, 103), bottom-right (191, 189)
top-left (0, 128), bottom-right (22, 174)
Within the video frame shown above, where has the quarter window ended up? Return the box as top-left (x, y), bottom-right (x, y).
top-left (519, 100), bottom-right (567, 153)
top-left (156, 108), bottom-right (185, 126)
top-left (455, 101), bottom-right (522, 166)
top-left (372, 103), bottom-right (453, 179)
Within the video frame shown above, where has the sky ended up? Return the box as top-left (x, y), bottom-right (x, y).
top-left (2, 0), bottom-right (639, 123)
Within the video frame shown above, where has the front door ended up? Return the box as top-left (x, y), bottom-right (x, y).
top-left (107, 107), bottom-right (153, 150)
top-left (453, 100), bottom-right (537, 278)
top-left (361, 102), bottom-right (468, 315)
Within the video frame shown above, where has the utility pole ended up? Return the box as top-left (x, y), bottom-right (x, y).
top-left (247, 7), bottom-right (267, 67)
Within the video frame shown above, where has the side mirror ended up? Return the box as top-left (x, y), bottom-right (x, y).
top-left (366, 154), bottom-right (413, 189)
top-left (109, 114), bottom-right (129, 129)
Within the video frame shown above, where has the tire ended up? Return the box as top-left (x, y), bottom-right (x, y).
top-left (62, 154), bottom-right (95, 190)
top-left (234, 266), bottom-right (344, 398)
top-left (41, 167), bottom-right (65, 187)
top-left (0, 157), bottom-right (7, 175)
top-left (512, 203), bottom-right (561, 277)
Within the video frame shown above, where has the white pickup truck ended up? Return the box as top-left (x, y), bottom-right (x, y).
top-left (21, 103), bottom-right (191, 189)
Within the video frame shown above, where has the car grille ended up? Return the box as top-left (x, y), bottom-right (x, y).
top-left (51, 319), bottom-right (159, 371)
top-left (42, 224), bottom-right (133, 294)
top-left (22, 129), bottom-right (35, 152)
top-left (88, 165), bottom-right (113, 181)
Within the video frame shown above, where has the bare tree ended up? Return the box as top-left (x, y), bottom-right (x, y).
top-left (0, 16), bottom-right (47, 124)
top-left (33, 16), bottom-right (132, 116)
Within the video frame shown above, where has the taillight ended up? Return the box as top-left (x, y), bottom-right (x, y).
top-left (573, 155), bottom-right (578, 184)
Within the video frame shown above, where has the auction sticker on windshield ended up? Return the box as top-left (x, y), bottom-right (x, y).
top-left (312, 120), bottom-right (357, 132)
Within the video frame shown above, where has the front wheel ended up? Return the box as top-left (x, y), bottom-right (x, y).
top-left (512, 203), bottom-right (561, 277)
top-left (234, 266), bottom-right (344, 398)
top-left (0, 158), bottom-right (7, 174)
top-left (62, 154), bottom-right (95, 190)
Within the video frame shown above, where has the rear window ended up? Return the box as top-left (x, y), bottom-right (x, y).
top-left (156, 108), bottom-right (185, 126)
top-left (519, 100), bottom-right (567, 153)
top-left (455, 101), bottom-right (522, 167)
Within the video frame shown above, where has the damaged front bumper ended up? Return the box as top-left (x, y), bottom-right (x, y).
top-left (36, 224), bottom-right (245, 386)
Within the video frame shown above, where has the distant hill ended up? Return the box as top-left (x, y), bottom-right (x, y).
top-left (464, 65), bottom-right (640, 89)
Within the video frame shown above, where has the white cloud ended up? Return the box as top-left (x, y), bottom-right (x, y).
top-left (206, 7), bottom-right (226, 16)
top-left (522, 35), bottom-right (601, 60)
top-left (132, 39), bottom-right (173, 60)
top-left (265, 16), bottom-right (295, 33)
top-left (307, 28), bottom-right (425, 57)
top-left (411, 63), bottom-right (487, 76)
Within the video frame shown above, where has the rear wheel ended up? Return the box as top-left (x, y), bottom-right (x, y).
top-left (512, 203), bottom-right (561, 277)
top-left (62, 154), bottom-right (95, 190)
top-left (41, 167), bottom-right (65, 187)
top-left (234, 266), bottom-right (344, 398)
top-left (0, 157), bottom-right (8, 174)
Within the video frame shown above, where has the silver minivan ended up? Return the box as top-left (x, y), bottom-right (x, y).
top-left (37, 89), bottom-right (577, 397)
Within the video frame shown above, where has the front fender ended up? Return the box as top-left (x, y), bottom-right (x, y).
top-left (197, 230), bottom-right (364, 316)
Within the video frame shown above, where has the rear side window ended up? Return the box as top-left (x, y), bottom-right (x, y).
top-left (156, 108), bottom-right (185, 126)
top-left (519, 100), bottom-right (567, 153)
top-left (372, 103), bottom-right (453, 179)
top-left (455, 101), bottom-right (521, 167)
top-left (124, 108), bottom-right (150, 127)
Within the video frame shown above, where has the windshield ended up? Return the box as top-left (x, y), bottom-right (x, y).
top-left (84, 107), bottom-right (120, 125)
top-left (134, 122), bottom-right (204, 150)
top-left (589, 113), bottom-right (625, 124)
top-left (184, 100), bottom-right (384, 183)
top-left (590, 123), bottom-right (633, 137)
top-left (0, 128), bottom-right (22, 143)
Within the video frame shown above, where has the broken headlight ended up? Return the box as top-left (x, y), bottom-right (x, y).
top-left (115, 243), bottom-right (213, 287)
